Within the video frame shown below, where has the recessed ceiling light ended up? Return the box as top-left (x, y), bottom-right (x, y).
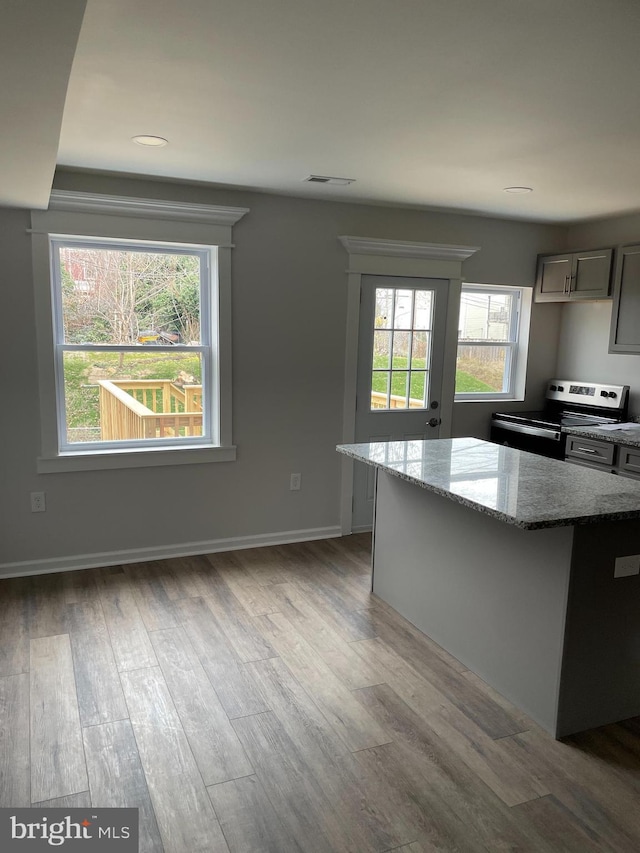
top-left (503, 186), bottom-right (533, 194)
top-left (132, 135), bottom-right (168, 147)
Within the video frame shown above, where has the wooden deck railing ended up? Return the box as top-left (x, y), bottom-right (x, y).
top-left (370, 391), bottom-right (425, 409)
top-left (98, 379), bottom-right (203, 440)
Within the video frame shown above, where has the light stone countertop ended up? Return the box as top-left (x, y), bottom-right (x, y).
top-left (337, 437), bottom-right (640, 530)
top-left (564, 424), bottom-right (640, 447)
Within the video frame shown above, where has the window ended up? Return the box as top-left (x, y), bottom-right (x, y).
top-left (455, 284), bottom-right (531, 401)
top-left (31, 191), bottom-right (248, 472)
top-left (52, 237), bottom-right (211, 450)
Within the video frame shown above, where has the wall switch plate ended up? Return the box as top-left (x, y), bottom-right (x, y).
top-left (290, 473), bottom-right (301, 491)
top-left (614, 554), bottom-right (640, 578)
top-left (30, 491), bottom-right (46, 513)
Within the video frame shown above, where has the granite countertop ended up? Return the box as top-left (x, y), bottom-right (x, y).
top-left (337, 437), bottom-right (640, 530)
top-left (564, 424), bottom-right (640, 447)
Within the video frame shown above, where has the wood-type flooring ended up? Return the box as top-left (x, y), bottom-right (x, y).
top-left (2, 534), bottom-right (640, 851)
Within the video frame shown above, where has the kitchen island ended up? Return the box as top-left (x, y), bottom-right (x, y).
top-left (338, 438), bottom-right (640, 737)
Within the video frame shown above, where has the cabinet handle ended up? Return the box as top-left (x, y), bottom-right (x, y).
top-left (564, 275), bottom-right (570, 293)
top-left (577, 447), bottom-right (600, 455)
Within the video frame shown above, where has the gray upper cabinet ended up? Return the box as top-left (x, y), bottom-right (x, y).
top-left (609, 244), bottom-right (640, 354)
top-left (534, 248), bottom-right (613, 302)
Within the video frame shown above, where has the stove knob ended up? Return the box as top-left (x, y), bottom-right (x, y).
top-left (608, 391), bottom-right (617, 398)
top-left (549, 384), bottom-right (557, 391)
top-left (600, 390), bottom-right (608, 397)
top-left (557, 385), bottom-right (565, 392)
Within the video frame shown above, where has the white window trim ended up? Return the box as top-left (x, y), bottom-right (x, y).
top-left (454, 283), bottom-right (532, 403)
top-left (31, 191), bottom-right (248, 473)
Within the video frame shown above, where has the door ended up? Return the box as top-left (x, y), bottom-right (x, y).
top-left (352, 275), bottom-right (449, 530)
top-left (535, 254), bottom-right (572, 301)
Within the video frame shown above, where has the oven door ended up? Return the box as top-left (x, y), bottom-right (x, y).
top-left (490, 421), bottom-right (565, 459)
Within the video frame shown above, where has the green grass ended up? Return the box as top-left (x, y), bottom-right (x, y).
top-left (64, 350), bottom-right (202, 430)
top-left (372, 354), bottom-right (494, 399)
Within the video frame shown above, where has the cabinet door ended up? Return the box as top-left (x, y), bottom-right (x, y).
top-left (534, 254), bottom-right (571, 302)
top-left (609, 244), bottom-right (640, 354)
top-left (618, 445), bottom-right (640, 477)
top-left (570, 249), bottom-right (612, 299)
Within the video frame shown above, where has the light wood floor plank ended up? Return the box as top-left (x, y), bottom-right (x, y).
top-left (201, 585), bottom-right (277, 664)
top-left (27, 574), bottom-right (67, 639)
top-left (231, 711), bottom-right (354, 853)
top-left (208, 774), bottom-right (302, 853)
top-left (175, 597), bottom-right (269, 719)
top-left (149, 627), bottom-right (253, 785)
top-left (30, 634), bottom-right (88, 803)
top-left (32, 792), bottom-right (92, 808)
top-left (361, 600), bottom-right (527, 738)
top-left (0, 578), bottom-right (30, 676)
top-left (96, 567), bottom-right (158, 672)
top-left (204, 551), bottom-right (280, 616)
top-left (120, 666), bottom-right (229, 853)
top-left (0, 673), bottom-right (30, 806)
top-left (255, 611), bottom-right (390, 752)
top-left (66, 601), bottom-right (128, 727)
top-left (268, 582), bottom-right (383, 689)
top-left (352, 637), bottom-right (547, 807)
top-left (124, 563), bottom-right (178, 632)
top-left (83, 719), bottom-right (163, 853)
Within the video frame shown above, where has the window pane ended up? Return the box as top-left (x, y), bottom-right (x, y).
top-left (371, 371), bottom-right (389, 409)
top-left (63, 350), bottom-right (204, 444)
top-left (393, 290), bottom-right (413, 329)
top-left (456, 344), bottom-right (508, 393)
top-left (459, 291), bottom-right (513, 342)
top-left (58, 246), bottom-right (202, 345)
top-left (375, 288), bottom-right (394, 329)
top-left (373, 330), bottom-right (391, 369)
top-left (411, 331), bottom-right (429, 369)
top-left (392, 330), bottom-right (410, 365)
top-left (390, 371), bottom-right (409, 408)
top-left (414, 291), bottom-right (433, 330)
top-left (409, 372), bottom-right (428, 407)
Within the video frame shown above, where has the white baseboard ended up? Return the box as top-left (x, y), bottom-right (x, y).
top-left (0, 525), bottom-right (342, 579)
top-left (351, 524), bottom-right (373, 534)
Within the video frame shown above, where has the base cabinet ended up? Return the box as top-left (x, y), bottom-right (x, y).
top-left (535, 249), bottom-right (612, 302)
top-left (565, 435), bottom-right (640, 478)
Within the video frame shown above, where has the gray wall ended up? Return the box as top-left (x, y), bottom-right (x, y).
top-left (0, 169), bottom-right (564, 569)
top-left (556, 213), bottom-right (640, 416)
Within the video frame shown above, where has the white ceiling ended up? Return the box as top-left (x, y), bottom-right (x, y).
top-left (6, 0), bottom-right (640, 222)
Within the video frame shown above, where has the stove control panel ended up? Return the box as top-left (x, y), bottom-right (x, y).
top-left (545, 380), bottom-right (629, 411)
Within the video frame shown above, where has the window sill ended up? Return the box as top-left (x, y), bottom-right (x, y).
top-left (37, 445), bottom-right (236, 473)
top-left (454, 396), bottom-right (525, 404)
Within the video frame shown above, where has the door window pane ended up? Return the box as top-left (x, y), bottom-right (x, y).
top-left (371, 370), bottom-right (390, 409)
top-left (411, 331), bottom-right (429, 369)
top-left (394, 290), bottom-right (413, 329)
top-left (373, 330), bottom-right (391, 369)
top-left (375, 289), bottom-right (394, 329)
top-left (409, 371), bottom-right (428, 407)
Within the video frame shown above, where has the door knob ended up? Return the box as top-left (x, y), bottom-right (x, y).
top-left (427, 417), bottom-right (441, 428)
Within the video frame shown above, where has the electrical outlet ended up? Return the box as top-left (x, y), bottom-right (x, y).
top-left (614, 554), bottom-right (640, 578)
top-left (290, 472), bottom-right (301, 491)
top-left (30, 491), bottom-right (46, 513)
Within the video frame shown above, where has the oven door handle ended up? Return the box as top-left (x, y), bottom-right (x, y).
top-left (491, 420), bottom-right (562, 441)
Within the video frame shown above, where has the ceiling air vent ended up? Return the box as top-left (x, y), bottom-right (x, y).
top-left (304, 175), bottom-right (356, 186)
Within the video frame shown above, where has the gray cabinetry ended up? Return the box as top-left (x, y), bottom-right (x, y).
top-left (609, 244), bottom-right (640, 354)
top-left (565, 434), bottom-right (640, 479)
top-left (535, 249), bottom-right (612, 302)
